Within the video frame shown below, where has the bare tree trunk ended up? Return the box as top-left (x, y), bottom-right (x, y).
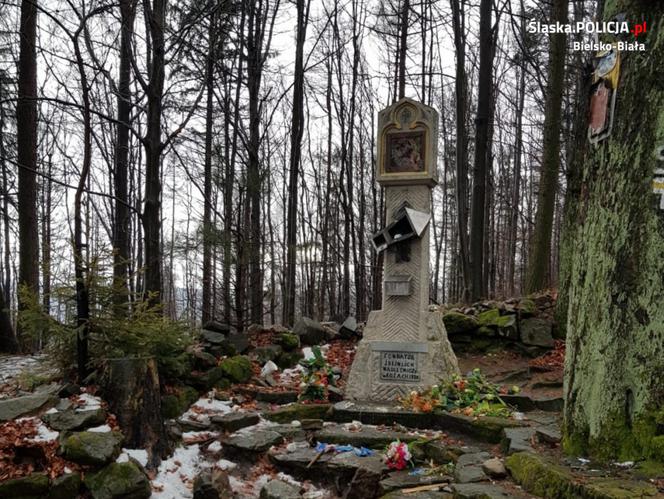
top-left (469, 0), bottom-right (493, 301)
top-left (113, 0), bottom-right (136, 314)
top-left (202, 4), bottom-right (216, 324)
top-left (450, 0), bottom-right (470, 301)
top-left (397, 0), bottom-right (409, 99)
top-left (525, 0), bottom-right (568, 293)
top-left (143, 0), bottom-right (166, 304)
top-left (283, 0), bottom-right (310, 327)
top-left (17, 0), bottom-right (40, 345)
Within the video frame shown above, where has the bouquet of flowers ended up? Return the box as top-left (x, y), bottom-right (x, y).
top-left (384, 440), bottom-right (412, 470)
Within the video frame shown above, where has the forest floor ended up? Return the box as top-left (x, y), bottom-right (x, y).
top-left (0, 337), bottom-right (661, 498)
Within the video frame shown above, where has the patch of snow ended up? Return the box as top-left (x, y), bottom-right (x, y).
top-left (45, 407), bottom-right (58, 414)
top-left (207, 441), bottom-right (222, 453)
top-left (75, 393), bottom-right (102, 412)
top-left (117, 448), bottom-right (149, 467)
top-left (276, 472), bottom-right (301, 487)
top-left (88, 424), bottom-right (112, 433)
top-left (215, 459), bottom-right (237, 471)
top-left (21, 418), bottom-right (59, 442)
top-left (151, 444), bottom-right (211, 499)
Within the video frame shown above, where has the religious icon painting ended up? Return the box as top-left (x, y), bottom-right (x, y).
top-left (385, 131), bottom-right (426, 173)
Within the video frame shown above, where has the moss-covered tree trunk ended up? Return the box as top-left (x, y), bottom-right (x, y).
top-left (563, 2), bottom-right (664, 462)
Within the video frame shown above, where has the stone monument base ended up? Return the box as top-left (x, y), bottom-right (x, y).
top-left (345, 310), bottom-right (459, 402)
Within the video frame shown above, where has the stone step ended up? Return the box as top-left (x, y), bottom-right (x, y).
top-left (313, 424), bottom-right (421, 449)
top-left (332, 401), bottom-right (526, 444)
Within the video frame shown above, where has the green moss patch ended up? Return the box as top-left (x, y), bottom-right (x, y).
top-left (442, 312), bottom-right (478, 335)
top-left (219, 356), bottom-right (253, 383)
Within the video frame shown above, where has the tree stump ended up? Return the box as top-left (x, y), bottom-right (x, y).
top-left (104, 357), bottom-right (170, 468)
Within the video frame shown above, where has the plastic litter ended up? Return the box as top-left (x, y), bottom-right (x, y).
top-left (315, 441), bottom-right (374, 457)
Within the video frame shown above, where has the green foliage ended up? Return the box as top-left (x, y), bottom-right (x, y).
top-left (18, 279), bottom-right (192, 383)
top-left (401, 369), bottom-right (516, 418)
top-left (298, 346), bottom-right (335, 402)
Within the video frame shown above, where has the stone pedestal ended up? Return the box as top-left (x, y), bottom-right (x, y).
top-left (346, 186), bottom-right (458, 401)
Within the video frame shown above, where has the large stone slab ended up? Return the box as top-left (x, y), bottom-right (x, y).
top-left (210, 411), bottom-right (259, 433)
top-left (223, 430), bottom-right (283, 453)
top-left (454, 452), bottom-right (491, 483)
top-left (292, 317), bottom-right (327, 345)
top-left (314, 424), bottom-right (420, 449)
top-left (379, 470), bottom-right (451, 494)
top-left (451, 483), bottom-right (514, 498)
top-left (60, 431), bottom-right (123, 466)
top-left (270, 446), bottom-right (387, 477)
top-left (519, 318), bottom-right (554, 348)
top-left (259, 479), bottom-right (300, 499)
top-left (0, 392), bottom-right (58, 421)
top-left (42, 408), bottom-right (106, 431)
top-left (263, 403), bottom-right (332, 423)
top-left (83, 462), bottom-right (151, 499)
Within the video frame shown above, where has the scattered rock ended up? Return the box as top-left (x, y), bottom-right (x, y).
top-left (83, 461), bottom-right (151, 499)
top-left (481, 457), bottom-right (507, 478)
top-left (177, 417), bottom-right (211, 431)
top-left (259, 479), bottom-right (301, 499)
top-left (501, 427), bottom-right (536, 455)
top-left (0, 392), bottom-right (58, 421)
top-left (499, 394), bottom-right (536, 412)
top-left (42, 407), bottom-right (106, 431)
top-left (251, 345), bottom-right (283, 364)
top-left (48, 473), bottom-right (81, 499)
top-left (210, 411), bottom-right (260, 433)
top-left (264, 403), bottom-right (332, 423)
top-left (520, 318), bottom-right (554, 348)
top-left (452, 483), bottom-right (513, 498)
top-left (442, 312), bottom-right (478, 335)
top-left (300, 418), bottom-right (324, 431)
top-left (536, 426), bottom-right (562, 444)
top-left (203, 322), bottom-right (233, 335)
top-left (518, 299), bottom-right (537, 318)
top-left (254, 390), bottom-right (299, 405)
top-left (201, 330), bottom-right (226, 345)
top-left (57, 382), bottom-right (80, 398)
top-left (191, 350), bottom-right (218, 370)
top-left (193, 469), bottom-right (232, 499)
top-left (60, 430), bottom-right (123, 465)
top-left (224, 430), bottom-right (284, 453)
top-left (222, 334), bottom-right (250, 354)
top-left (339, 316), bottom-right (359, 339)
top-left (0, 473), bottom-right (49, 498)
top-left (276, 351), bottom-right (303, 370)
top-left (535, 396), bottom-right (564, 412)
top-left (454, 452), bottom-right (491, 483)
top-left (293, 317), bottom-right (327, 345)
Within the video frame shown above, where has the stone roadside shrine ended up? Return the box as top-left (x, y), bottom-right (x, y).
top-left (346, 97), bottom-right (459, 401)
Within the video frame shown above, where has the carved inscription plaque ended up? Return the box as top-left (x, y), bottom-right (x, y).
top-left (380, 351), bottom-right (420, 382)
